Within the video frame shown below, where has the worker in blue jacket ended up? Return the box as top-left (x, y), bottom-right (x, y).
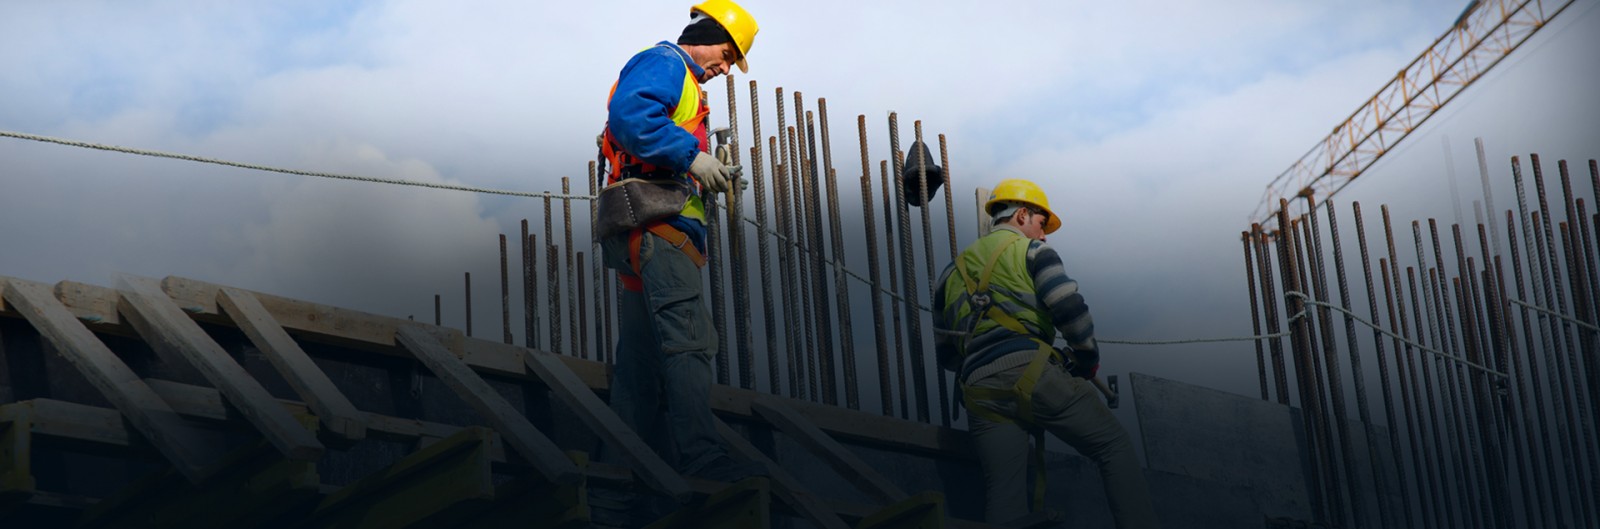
top-left (595, 0), bottom-right (761, 492)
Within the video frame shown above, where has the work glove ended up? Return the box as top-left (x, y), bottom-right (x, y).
top-left (690, 151), bottom-right (742, 194)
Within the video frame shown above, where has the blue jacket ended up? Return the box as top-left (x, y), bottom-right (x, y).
top-left (607, 41), bottom-right (708, 251)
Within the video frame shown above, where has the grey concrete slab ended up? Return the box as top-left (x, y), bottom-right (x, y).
top-left (1132, 372), bottom-right (1313, 520)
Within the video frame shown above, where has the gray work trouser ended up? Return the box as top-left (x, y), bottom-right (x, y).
top-left (966, 363), bottom-right (1160, 528)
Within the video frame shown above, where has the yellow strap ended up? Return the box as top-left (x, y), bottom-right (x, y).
top-left (959, 341), bottom-right (1057, 514)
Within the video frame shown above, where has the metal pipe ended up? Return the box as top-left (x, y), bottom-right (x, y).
top-left (890, 112), bottom-right (930, 423)
top-left (860, 115), bottom-right (892, 416)
top-left (819, 100), bottom-right (857, 410)
top-left (884, 160), bottom-right (910, 420)
top-left (501, 233), bottom-right (512, 345)
top-left (1277, 207), bottom-right (1330, 523)
top-left (914, 121), bottom-right (951, 426)
top-left (1379, 207), bottom-right (1439, 529)
top-left (1243, 231), bottom-right (1270, 401)
top-left (1350, 203), bottom-right (1412, 528)
top-left (465, 271), bottom-right (473, 337)
top-left (1255, 226), bottom-right (1291, 404)
top-left (1506, 208), bottom-right (1567, 525)
top-left (1305, 199), bottom-right (1364, 526)
top-left (749, 80), bottom-right (779, 395)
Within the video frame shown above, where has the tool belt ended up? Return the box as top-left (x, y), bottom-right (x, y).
top-left (593, 176), bottom-right (694, 241)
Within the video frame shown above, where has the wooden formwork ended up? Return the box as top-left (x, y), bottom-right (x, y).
top-left (0, 274), bottom-right (1026, 529)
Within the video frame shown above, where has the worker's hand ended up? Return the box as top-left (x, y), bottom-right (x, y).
top-left (690, 152), bottom-right (743, 194)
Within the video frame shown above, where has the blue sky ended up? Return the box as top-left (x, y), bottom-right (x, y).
top-left (2, 0), bottom-right (1597, 437)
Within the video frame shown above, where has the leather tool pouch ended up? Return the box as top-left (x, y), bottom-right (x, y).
top-left (593, 177), bottom-right (693, 240)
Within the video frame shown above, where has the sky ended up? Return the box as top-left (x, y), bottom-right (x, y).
top-left (2, 0), bottom-right (1597, 440)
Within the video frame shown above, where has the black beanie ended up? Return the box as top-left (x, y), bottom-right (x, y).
top-left (677, 15), bottom-right (734, 47)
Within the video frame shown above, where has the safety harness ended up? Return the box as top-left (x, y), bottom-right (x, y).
top-left (945, 229), bottom-right (1078, 512)
top-left (600, 43), bottom-right (713, 290)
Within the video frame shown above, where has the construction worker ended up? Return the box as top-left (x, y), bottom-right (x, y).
top-left (593, 0), bottom-right (762, 489)
top-left (933, 179), bottom-right (1159, 528)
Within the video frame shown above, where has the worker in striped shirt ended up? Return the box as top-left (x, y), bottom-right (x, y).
top-left (933, 179), bottom-right (1158, 528)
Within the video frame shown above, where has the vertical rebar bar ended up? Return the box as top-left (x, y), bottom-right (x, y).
top-left (939, 134), bottom-right (958, 261)
top-left (1404, 265), bottom-right (1453, 528)
top-left (1480, 220), bottom-right (1539, 529)
top-left (884, 159), bottom-right (910, 420)
top-left (1466, 259), bottom-right (1514, 529)
top-left (577, 251), bottom-right (588, 361)
top-left (725, 75), bottom-right (753, 391)
top-left (789, 124), bottom-right (817, 401)
top-left (1379, 206), bottom-right (1439, 529)
top-left (805, 108), bottom-right (837, 405)
top-left (861, 115), bottom-right (893, 416)
top-left (464, 272), bottom-right (473, 337)
top-left (819, 100), bottom-right (857, 409)
top-left (1507, 207), bottom-right (1568, 526)
top-left (775, 138), bottom-right (802, 399)
top-left (890, 112), bottom-right (930, 423)
top-left (501, 233), bottom-right (512, 345)
top-left (1428, 219), bottom-right (1484, 529)
top-left (523, 220), bottom-right (533, 348)
top-left (704, 139), bottom-right (731, 386)
top-left (434, 294), bottom-right (441, 326)
top-left (1256, 227), bottom-right (1291, 404)
top-left (1296, 215), bottom-right (1343, 525)
top-left (544, 194), bottom-right (559, 354)
top-left (749, 80), bottom-right (779, 395)
top-left (563, 178), bottom-right (578, 357)
top-left (1331, 201), bottom-right (1395, 527)
top-left (1560, 220), bottom-right (1600, 518)
top-left (1277, 208), bottom-right (1329, 523)
top-left (1449, 224), bottom-right (1498, 529)
top-left (914, 121), bottom-right (951, 426)
top-left (1561, 163), bottom-right (1600, 472)
top-left (1243, 231), bottom-right (1270, 401)
top-left (590, 161), bottom-right (604, 363)
top-left (1305, 199), bottom-right (1362, 527)
top-left (1411, 221), bottom-right (1462, 529)
top-left (1490, 227), bottom-right (1548, 529)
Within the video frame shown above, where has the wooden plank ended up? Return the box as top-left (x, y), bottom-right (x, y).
top-left (115, 275), bottom-right (323, 462)
top-left (448, 451), bottom-right (589, 529)
top-left (217, 287), bottom-right (366, 442)
top-left (0, 403), bottom-right (37, 506)
top-left (521, 346), bottom-right (691, 503)
top-left (304, 426), bottom-right (496, 529)
top-left (16, 277), bottom-right (976, 460)
top-left (714, 419), bottom-right (850, 529)
top-left (0, 277), bottom-right (218, 482)
top-left (394, 325), bottom-right (581, 486)
top-left (645, 476), bottom-right (771, 529)
top-left (750, 398), bottom-right (907, 504)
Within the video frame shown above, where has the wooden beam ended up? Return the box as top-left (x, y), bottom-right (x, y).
top-left (0, 403), bottom-right (37, 507)
top-left (217, 287), bottom-right (367, 442)
top-left (750, 398), bottom-right (907, 504)
top-left (645, 477), bottom-right (771, 529)
top-left (0, 277), bottom-right (218, 482)
top-left (394, 325), bottom-right (581, 486)
top-left (521, 347), bottom-right (691, 503)
top-left (303, 426), bottom-right (496, 529)
top-left (115, 275), bottom-right (323, 463)
top-left (11, 277), bottom-right (976, 460)
top-left (714, 419), bottom-right (850, 529)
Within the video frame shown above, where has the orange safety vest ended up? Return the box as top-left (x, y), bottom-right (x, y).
top-left (601, 44), bottom-right (711, 292)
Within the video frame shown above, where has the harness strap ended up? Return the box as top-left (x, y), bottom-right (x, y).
top-left (617, 223), bottom-right (706, 292)
top-left (960, 341), bottom-right (1058, 513)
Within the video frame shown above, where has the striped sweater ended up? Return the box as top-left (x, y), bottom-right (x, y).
top-left (932, 225), bottom-right (1099, 383)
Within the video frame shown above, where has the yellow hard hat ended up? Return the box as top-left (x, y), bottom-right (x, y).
top-left (691, 0), bottom-right (758, 73)
top-left (984, 179), bottom-right (1061, 234)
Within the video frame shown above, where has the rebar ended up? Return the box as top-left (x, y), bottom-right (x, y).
top-left (726, 75), bottom-right (753, 391)
top-left (914, 121), bottom-right (951, 426)
top-left (1410, 221), bottom-right (1461, 529)
top-left (590, 161), bottom-right (604, 364)
top-left (1243, 231), bottom-right (1269, 401)
top-left (1378, 206), bottom-right (1438, 529)
top-left (1277, 207), bottom-right (1329, 523)
top-left (1506, 207), bottom-right (1567, 525)
top-left (1480, 220), bottom-right (1539, 529)
top-left (523, 220), bottom-right (535, 349)
top-left (1255, 226), bottom-right (1291, 404)
top-left (1427, 220), bottom-right (1481, 529)
top-left (563, 177), bottom-right (578, 358)
top-left (939, 134), bottom-right (958, 262)
top-left (804, 108), bottom-right (837, 405)
top-left (884, 159), bottom-right (910, 420)
top-left (544, 193), bottom-right (559, 354)
top-left (749, 80), bottom-right (779, 396)
top-left (465, 271), bottom-right (473, 337)
top-left (1405, 264), bottom-right (1455, 529)
top-left (1295, 215), bottom-right (1343, 525)
top-left (501, 233), bottom-right (512, 345)
top-left (890, 112), bottom-right (930, 423)
top-left (1330, 202), bottom-right (1396, 528)
top-left (578, 251), bottom-right (588, 361)
top-left (434, 294), bottom-right (441, 326)
top-left (1561, 162), bottom-right (1600, 462)
top-left (819, 100), bottom-right (858, 410)
top-left (1304, 199), bottom-right (1362, 527)
top-left (1466, 258), bottom-right (1513, 529)
top-left (1449, 224), bottom-right (1498, 529)
top-left (789, 124), bottom-right (817, 401)
top-left (860, 115), bottom-right (893, 416)
top-left (773, 136), bottom-right (800, 398)
top-left (704, 137), bottom-right (730, 386)
top-left (1560, 220), bottom-right (1600, 514)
